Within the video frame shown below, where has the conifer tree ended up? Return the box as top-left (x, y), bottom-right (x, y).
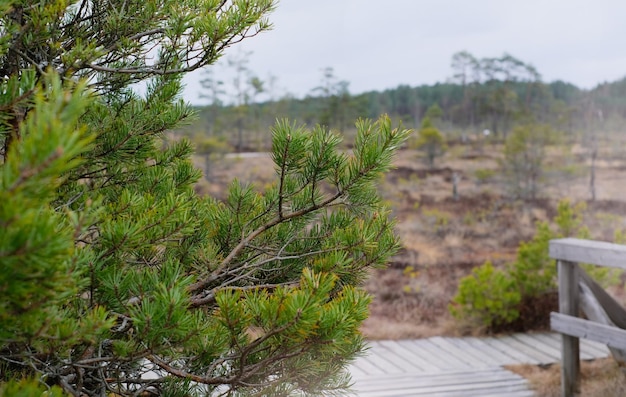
top-left (414, 117), bottom-right (446, 168)
top-left (0, 1), bottom-right (410, 395)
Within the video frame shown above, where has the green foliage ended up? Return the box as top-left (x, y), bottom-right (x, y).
top-left (0, 1), bottom-right (410, 395)
top-left (450, 200), bottom-right (590, 331)
top-left (421, 208), bottom-right (451, 236)
top-left (193, 135), bottom-right (231, 155)
top-left (450, 262), bottom-right (521, 329)
top-left (0, 379), bottom-right (65, 397)
top-left (187, 50), bottom-right (626, 149)
top-left (474, 168), bottom-right (496, 184)
top-left (500, 123), bottom-right (559, 199)
top-left (413, 117), bottom-right (447, 167)
top-left (424, 103), bottom-right (444, 121)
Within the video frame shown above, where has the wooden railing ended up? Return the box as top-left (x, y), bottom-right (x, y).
top-left (549, 238), bottom-right (626, 397)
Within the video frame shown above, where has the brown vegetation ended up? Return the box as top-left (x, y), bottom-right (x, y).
top-left (193, 141), bottom-right (626, 339)
top-left (507, 358), bottom-right (626, 396)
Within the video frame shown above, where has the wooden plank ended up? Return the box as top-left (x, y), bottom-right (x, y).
top-left (354, 376), bottom-right (529, 397)
top-left (579, 269), bottom-right (626, 328)
top-left (481, 336), bottom-right (542, 364)
top-left (494, 334), bottom-right (555, 364)
top-left (535, 332), bottom-right (599, 360)
top-left (558, 259), bottom-right (580, 397)
top-left (471, 392), bottom-right (535, 397)
top-left (461, 336), bottom-right (527, 365)
top-left (358, 352), bottom-right (403, 375)
top-left (366, 342), bottom-right (428, 374)
top-left (351, 351), bottom-right (390, 376)
top-left (579, 278), bottom-right (626, 364)
top-left (393, 340), bottom-right (451, 371)
top-left (551, 312), bottom-right (626, 350)
top-left (353, 379), bottom-right (531, 396)
top-left (426, 336), bottom-right (491, 368)
top-left (375, 340), bottom-right (436, 372)
top-left (355, 372), bottom-right (522, 390)
top-left (441, 337), bottom-right (505, 367)
top-left (579, 338), bottom-right (611, 357)
top-left (419, 339), bottom-right (477, 368)
top-left (542, 332), bottom-right (609, 359)
top-left (346, 362), bottom-right (367, 378)
top-left (511, 333), bottom-right (561, 361)
top-left (353, 368), bottom-right (526, 387)
top-left (549, 238), bottom-right (626, 270)
top-left (395, 339), bottom-right (467, 370)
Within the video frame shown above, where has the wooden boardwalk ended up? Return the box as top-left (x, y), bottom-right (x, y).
top-left (348, 332), bottom-right (610, 396)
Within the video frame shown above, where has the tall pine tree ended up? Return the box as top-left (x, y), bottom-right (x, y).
top-left (0, 1), bottom-right (410, 395)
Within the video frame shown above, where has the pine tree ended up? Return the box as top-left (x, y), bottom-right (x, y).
top-left (0, 1), bottom-right (410, 395)
top-left (414, 117), bottom-right (446, 168)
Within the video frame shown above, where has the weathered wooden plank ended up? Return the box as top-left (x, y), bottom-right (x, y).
top-left (354, 377), bottom-right (529, 397)
top-left (551, 312), bottom-right (626, 350)
top-left (346, 362), bottom-right (367, 378)
top-left (350, 350), bottom-right (390, 376)
top-left (579, 269), bottom-right (626, 328)
top-left (579, 337), bottom-right (611, 357)
top-left (392, 340), bottom-right (451, 371)
top-left (352, 384), bottom-right (535, 397)
top-left (454, 338), bottom-right (509, 367)
top-left (358, 352), bottom-right (404, 375)
top-left (374, 340), bottom-right (435, 372)
top-left (354, 376), bottom-right (525, 392)
top-left (485, 336), bottom-right (543, 364)
top-left (395, 339), bottom-right (466, 370)
top-left (354, 368), bottom-right (523, 387)
top-left (549, 238), bottom-right (626, 269)
top-left (426, 336), bottom-right (491, 368)
top-left (511, 333), bottom-right (561, 361)
top-left (420, 339), bottom-right (477, 369)
top-left (535, 332), bottom-right (597, 360)
top-left (481, 336), bottom-right (542, 364)
top-left (558, 259), bottom-right (581, 397)
top-left (443, 337), bottom-right (507, 367)
top-left (542, 332), bottom-right (609, 359)
top-left (494, 334), bottom-right (555, 364)
top-left (353, 368), bottom-right (517, 381)
top-left (578, 278), bottom-right (626, 364)
top-left (461, 336), bottom-right (526, 365)
top-left (366, 342), bottom-right (427, 374)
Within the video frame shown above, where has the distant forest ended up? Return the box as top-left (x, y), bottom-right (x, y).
top-left (180, 51), bottom-right (626, 152)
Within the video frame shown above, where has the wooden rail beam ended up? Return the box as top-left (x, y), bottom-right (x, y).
top-left (551, 312), bottom-right (626, 350)
top-left (550, 238), bottom-right (626, 269)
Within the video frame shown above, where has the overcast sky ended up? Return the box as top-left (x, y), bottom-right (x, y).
top-left (183, 0), bottom-right (626, 105)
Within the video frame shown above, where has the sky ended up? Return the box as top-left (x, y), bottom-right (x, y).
top-left (183, 0), bottom-right (626, 105)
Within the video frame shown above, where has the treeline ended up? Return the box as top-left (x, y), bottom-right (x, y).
top-left (182, 51), bottom-right (626, 152)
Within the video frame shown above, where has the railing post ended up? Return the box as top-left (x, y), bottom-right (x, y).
top-left (559, 260), bottom-right (580, 397)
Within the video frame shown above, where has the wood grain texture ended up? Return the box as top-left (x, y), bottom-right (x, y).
top-left (347, 332), bottom-right (609, 396)
top-left (551, 312), bottom-right (626, 350)
top-left (549, 238), bottom-right (626, 269)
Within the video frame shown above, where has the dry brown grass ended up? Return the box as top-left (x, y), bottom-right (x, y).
top-left (507, 358), bottom-right (626, 397)
top-left (192, 144), bottom-right (626, 339)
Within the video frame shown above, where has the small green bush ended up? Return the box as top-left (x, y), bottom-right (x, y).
top-left (421, 208), bottom-right (451, 236)
top-left (450, 199), bottom-right (597, 332)
top-left (474, 168), bottom-right (496, 184)
top-left (413, 117), bottom-right (447, 168)
top-left (450, 261), bottom-right (521, 329)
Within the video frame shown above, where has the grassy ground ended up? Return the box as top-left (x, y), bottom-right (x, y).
top-left (507, 358), bottom-right (626, 396)
top-left (195, 141), bottom-right (626, 338)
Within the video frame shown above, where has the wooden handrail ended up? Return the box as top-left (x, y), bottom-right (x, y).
top-left (550, 238), bottom-right (626, 269)
top-left (549, 238), bottom-right (626, 397)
